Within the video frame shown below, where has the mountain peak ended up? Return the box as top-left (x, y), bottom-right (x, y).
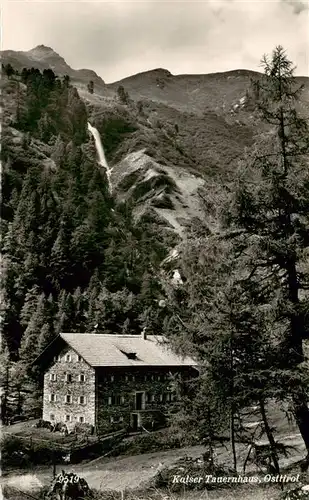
top-left (29, 44), bottom-right (56, 53)
top-left (27, 45), bottom-right (63, 59)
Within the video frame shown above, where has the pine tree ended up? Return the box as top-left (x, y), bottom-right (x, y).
top-left (0, 342), bottom-right (11, 424)
top-left (3, 63), bottom-right (15, 78)
top-left (87, 80), bottom-right (94, 94)
top-left (19, 293), bottom-right (48, 364)
top-left (116, 85), bottom-right (129, 105)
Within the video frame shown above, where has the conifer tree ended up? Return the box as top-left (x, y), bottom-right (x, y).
top-left (163, 46), bottom-right (309, 465)
top-left (224, 46), bottom-right (309, 459)
top-left (19, 293), bottom-right (48, 364)
top-left (87, 80), bottom-right (94, 94)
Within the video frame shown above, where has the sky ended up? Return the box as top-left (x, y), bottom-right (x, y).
top-left (1, 0), bottom-right (309, 83)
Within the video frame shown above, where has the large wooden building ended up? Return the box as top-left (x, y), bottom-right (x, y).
top-left (34, 332), bottom-right (197, 434)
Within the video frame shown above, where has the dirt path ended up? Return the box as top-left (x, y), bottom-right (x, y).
top-left (1, 433), bottom-right (306, 494)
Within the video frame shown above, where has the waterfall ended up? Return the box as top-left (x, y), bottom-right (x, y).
top-left (87, 122), bottom-right (113, 193)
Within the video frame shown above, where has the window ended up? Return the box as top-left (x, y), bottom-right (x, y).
top-left (65, 414), bottom-right (72, 422)
top-left (58, 355), bottom-right (62, 361)
top-left (108, 395), bottom-right (120, 405)
top-left (65, 373), bottom-right (72, 382)
top-left (65, 354), bottom-right (71, 362)
top-left (144, 375), bottom-right (148, 381)
top-left (125, 375), bottom-right (129, 382)
top-left (120, 396), bottom-right (125, 404)
top-left (65, 394), bottom-right (72, 404)
top-left (145, 393), bottom-right (149, 402)
top-left (110, 375), bottom-right (114, 382)
top-left (159, 394), bottom-right (163, 402)
top-left (165, 393), bottom-right (171, 402)
top-left (150, 394), bottom-right (155, 403)
top-left (79, 373), bottom-right (85, 382)
top-left (131, 375), bottom-right (135, 382)
top-left (49, 394), bottom-right (57, 402)
top-left (79, 396), bottom-right (86, 405)
top-left (77, 355), bottom-right (82, 362)
top-left (79, 416), bottom-right (85, 423)
top-left (50, 413), bottom-right (55, 421)
top-left (50, 373), bottom-right (56, 381)
top-left (111, 416), bottom-right (123, 424)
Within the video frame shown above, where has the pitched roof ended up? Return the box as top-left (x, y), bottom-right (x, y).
top-left (59, 333), bottom-right (196, 368)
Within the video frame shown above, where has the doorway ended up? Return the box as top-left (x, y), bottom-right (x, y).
top-left (131, 413), bottom-right (138, 431)
top-left (135, 392), bottom-right (145, 410)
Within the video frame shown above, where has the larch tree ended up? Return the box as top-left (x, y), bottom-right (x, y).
top-left (160, 46), bottom-right (309, 469)
top-left (224, 46), bottom-right (309, 461)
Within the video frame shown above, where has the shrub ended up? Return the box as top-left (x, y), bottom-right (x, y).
top-left (109, 428), bottom-right (182, 457)
top-left (153, 456), bottom-right (236, 492)
top-left (280, 485), bottom-right (309, 500)
top-left (97, 113), bottom-right (138, 160)
top-left (116, 86), bottom-right (129, 105)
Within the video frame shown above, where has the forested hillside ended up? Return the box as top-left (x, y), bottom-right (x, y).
top-left (1, 66), bottom-right (169, 416)
top-left (1, 46), bottom-right (309, 475)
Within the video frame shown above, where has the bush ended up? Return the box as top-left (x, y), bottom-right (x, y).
top-left (153, 456), bottom-right (236, 492)
top-left (1, 434), bottom-right (65, 469)
top-left (96, 113), bottom-right (138, 160)
top-left (109, 428), bottom-right (182, 457)
top-left (280, 485), bottom-right (309, 499)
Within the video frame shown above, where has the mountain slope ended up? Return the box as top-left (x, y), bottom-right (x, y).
top-left (2, 45), bottom-right (106, 90)
top-left (2, 46), bottom-right (309, 237)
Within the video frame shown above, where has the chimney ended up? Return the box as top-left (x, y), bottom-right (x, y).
top-left (141, 327), bottom-right (147, 340)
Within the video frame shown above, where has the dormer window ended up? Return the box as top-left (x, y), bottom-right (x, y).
top-left (120, 350), bottom-right (137, 360)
